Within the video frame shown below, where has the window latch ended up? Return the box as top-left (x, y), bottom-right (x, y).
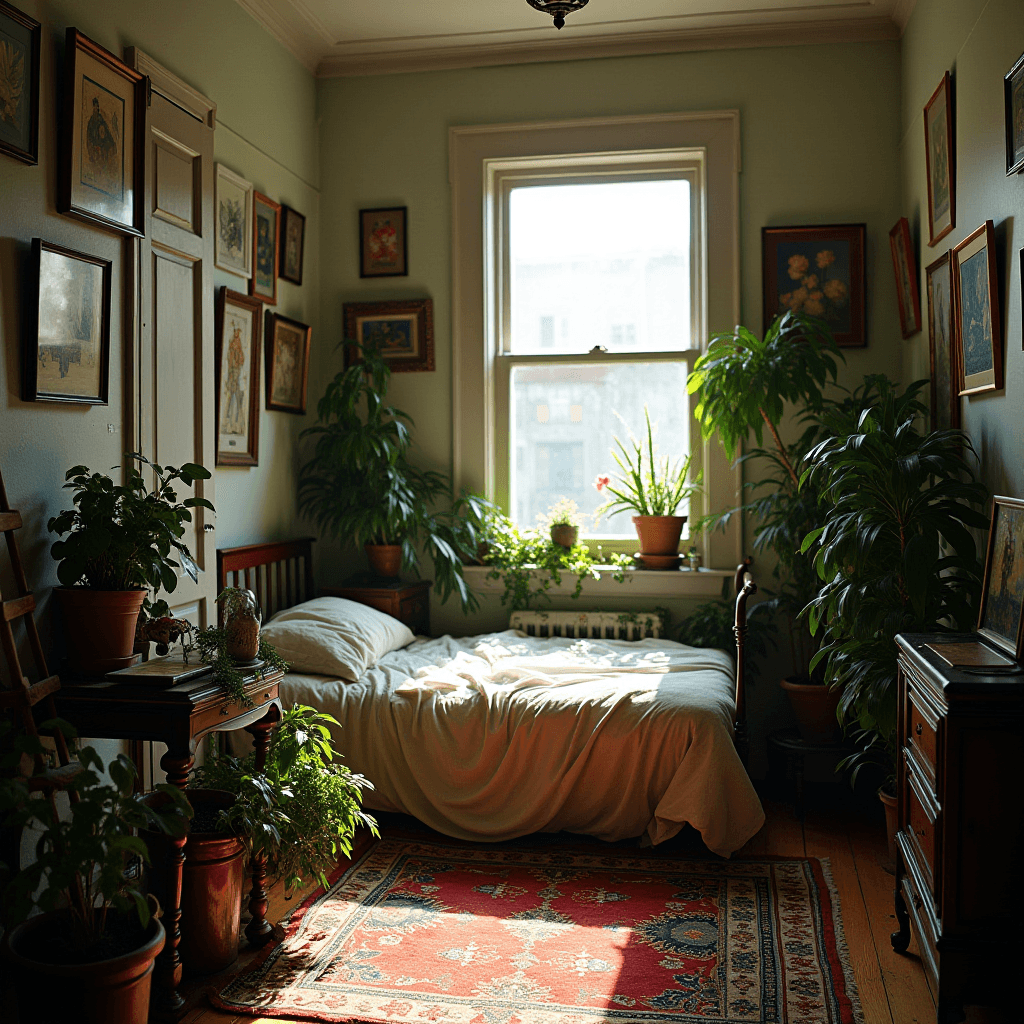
top-left (588, 345), bottom-right (608, 355)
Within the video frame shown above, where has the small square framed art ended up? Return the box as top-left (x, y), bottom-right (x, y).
top-left (251, 191), bottom-right (281, 305)
top-left (925, 251), bottom-right (960, 432)
top-left (1004, 49), bottom-right (1024, 176)
top-left (215, 164), bottom-right (253, 278)
top-left (265, 312), bottom-right (311, 414)
top-left (343, 298), bottom-right (435, 373)
top-left (977, 496), bottom-right (1024, 663)
top-left (924, 71), bottom-right (955, 246)
top-left (360, 206), bottom-right (408, 277)
top-left (951, 220), bottom-right (1002, 396)
top-left (279, 205), bottom-right (305, 285)
top-left (0, 0), bottom-right (40, 165)
top-left (889, 217), bottom-right (921, 339)
top-left (215, 288), bottom-right (262, 466)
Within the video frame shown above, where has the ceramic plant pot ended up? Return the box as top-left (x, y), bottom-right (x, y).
top-left (56, 587), bottom-right (146, 677)
top-left (549, 524), bottom-right (578, 549)
top-left (780, 676), bottom-right (842, 743)
top-left (632, 515), bottom-right (686, 557)
top-left (879, 787), bottom-right (898, 864)
top-left (365, 543), bottom-right (403, 578)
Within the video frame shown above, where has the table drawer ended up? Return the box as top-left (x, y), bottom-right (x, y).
top-left (907, 690), bottom-right (939, 778)
top-left (399, 593), bottom-right (429, 632)
top-left (905, 763), bottom-right (939, 892)
top-left (901, 873), bottom-right (939, 993)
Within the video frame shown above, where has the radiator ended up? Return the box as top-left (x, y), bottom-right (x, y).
top-left (509, 609), bottom-right (663, 640)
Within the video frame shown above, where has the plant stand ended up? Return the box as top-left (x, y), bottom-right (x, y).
top-left (766, 727), bottom-right (855, 821)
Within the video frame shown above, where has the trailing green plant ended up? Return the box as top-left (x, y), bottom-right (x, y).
top-left (192, 627), bottom-right (288, 708)
top-left (192, 704), bottom-right (377, 894)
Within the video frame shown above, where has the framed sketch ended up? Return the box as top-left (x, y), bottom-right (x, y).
top-left (59, 28), bottom-right (145, 236)
top-left (343, 298), bottom-right (435, 373)
top-left (1005, 50), bottom-right (1024, 176)
top-left (952, 221), bottom-right (1002, 396)
top-left (23, 238), bottom-right (110, 405)
top-left (0, 0), bottom-right (40, 165)
top-left (215, 288), bottom-right (262, 466)
top-left (251, 191), bottom-right (280, 305)
top-left (265, 313), bottom-right (311, 414)
top-left (279, 205), bottom-right (305, 285)
top-left (924, 72), bottom-right (955, 246)
top-left (977, 497), bottom-right (1024, 662)
top-left (889, 217), bottom-right (921, 339)
top-left (762, 224), bottom-right (866, 347)
top-left (215, 164), bottom-right (253, 278)
top-left (925, 252), bottom-right (960, 432)
top-left (360, 206), bottom-right (408, 278)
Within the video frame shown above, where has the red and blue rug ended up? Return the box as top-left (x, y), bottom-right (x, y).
top-left (214, 838), bottom-right (861, 1023)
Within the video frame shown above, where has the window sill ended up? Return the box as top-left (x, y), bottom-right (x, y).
top-left (462, 564), bottom-right (733, 600)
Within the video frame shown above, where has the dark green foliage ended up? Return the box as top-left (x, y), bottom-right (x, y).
top-left (192, 627), bottom-right (289, 709)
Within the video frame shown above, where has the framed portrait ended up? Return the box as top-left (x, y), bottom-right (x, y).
top-left (0, 0), bottom-right (40, 165)
top-left (251, 191), bottom-right (280, 305)
top-left (977, 497), bottom-right (1024, 662)
top-left (925, 251), bottom-right (960, 432)
top-left (215, 164), bottom-right (253, 278)
top-left (762, 224), bottom-right (866, 347)
top-left (59, 28), bottom-right (145, 236)
top-left (360, 206), bottom-right (408, 278)
top-left (23, 238), bottom-right (110, 405)
top-left (889, 217), bottom-right (921, 339)
top-left (265, 313), bottom-right (311, 414)
top-left (343, 298), bottom-right (435, 373)
top-left (279, 205), bottom-right (305, 285)
top-left (1005, 50), bottom-right (1024, 176)
top-left (215, 288), bottom-right (262, 466)
top-left (924, 71), bottom-right (955, 246)
top-left (952, 220), bottom-right (1002, 396)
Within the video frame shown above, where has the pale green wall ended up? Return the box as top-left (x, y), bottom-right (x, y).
top-left (900, 0), bottom-right (1024, 499)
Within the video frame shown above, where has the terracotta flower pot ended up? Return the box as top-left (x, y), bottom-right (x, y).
top-left (879, 787), bottom-right (898, 865)
top-left (365, 543), bottom-right (403, 577)
top-left (780, 676), bottom-right (842, 743)
top-left (632, 515), bottom-right (686, 556)
top-left (56, 587), bottom-right (146, 677)
top-left (1, 909), bottom-right (164, 1024)
top-left (549, 524), bottom-right (578, 548)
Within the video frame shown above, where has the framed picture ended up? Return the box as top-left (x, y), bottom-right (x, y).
top-left (952, 220), bottom-right (1002, 396)
top-left (762, 224), bottom-right (866, 347)
top-left (360, 206), bottom-right (408, 278)
top-left (215, 288), bottom-right (262, 466)
top-left (977, 497), bottom-right (1024, 662)
top-left (925, 251), bottom-right (960, 432)
top-left (0, 1), bottom-right (40, 165)
top-left (251, 191), bottom-right (280, 305)
top-left (215, 164), bottom-right (253, 278)
top-left (279, 205), bottom-right (305, 285)
top-left (23, 238), bottom-right (110, 405)
top-left (265, 313), bottom-right (311, 414)
top-left (59, 28), bottom-right (145, 236)
top-left (889, 217), bottom-right (921, 339)
top-left (1005, 50), bottom-right (1024, 176)
top-left (924, 71), bottom-right (955, 246)
top-left (343, 298), bottom-right (435, 372)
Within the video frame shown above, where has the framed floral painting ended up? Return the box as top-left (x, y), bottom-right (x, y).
top-left (343, 298), bottom-right (435, 373)
top-left (215, 163), bottom-right (253, 278)
top-left (265, 312), bottom-right (311, 413)
top-left (0, 0), bottom-right (40, 165)
top-left (360, 206), bottom-right (407, 277)
top-left (889, 217), bottom-right (921, 339)
top-left (1006, 51), bottom-right (1024, 176)
top-left (952, 220), bottom-right (1002, 396)
top-left (977, 497), bottom-right (1024, 662)
top-left (925, 251), bottom-right (960, 432)
top-left (215, 288), bottom-right (262, 466)
top-left (279, 204), bottom-right (305, 285)
top-left (924, 71), bottom-right (955, 246)
top-left (251, 191), bottom-right (280, 305)
top-left (762, 224), bottom-right (866, 347)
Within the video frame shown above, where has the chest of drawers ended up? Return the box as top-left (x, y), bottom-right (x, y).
top-left (893, 634), bottom-right (1024, 1024)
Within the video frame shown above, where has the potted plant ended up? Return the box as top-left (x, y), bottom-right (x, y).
top-left (595, 407), bottom-right (702, 568)
top-left (544, 498), bottom-right (585, 549)
top-left (0, 722), bottom-right (191, 1024)
top-left (298, 343), bottom-right (492, 611)
top-left (47, 454), bottom-right (213, 676)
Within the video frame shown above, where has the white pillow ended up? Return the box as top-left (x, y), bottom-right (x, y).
top-left (261, 597), bottom-right (414, 681)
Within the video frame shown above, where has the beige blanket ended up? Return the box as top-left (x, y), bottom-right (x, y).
top-left (265, 631), bottom-right (764, 857)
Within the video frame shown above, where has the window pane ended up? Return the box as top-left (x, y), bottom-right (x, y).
top-left (509, 180), bottom-right (691, 355)
top-left (510, 362), bottom-right (691, 537)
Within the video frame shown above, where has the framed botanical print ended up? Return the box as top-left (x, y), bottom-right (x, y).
top-left (924, 71), bottom-right (955, 246)
top-left (24, 239), bottom-right (110, 405)
top-left (251, 191), bottom-right (280, 305)
top-left (762, 224), bottom-right (866, 347)
top-left (360, 206), bottom-right (408, 277)
top-left (0, 0), bottom-right (40, 165)
top-left (215, 288), bottom-right (262, 466)
top-left (215, 163), bottom-right (253, 278)
top-left (889, 217), bottom-right (921, 339)
top-left (952, 220), bottom-right (1002, 396)
top-left (59, 28), bottom-right (146, 236)
top-left (343, 298), bottom-right (435, 372)
top-left (925, 252), bottom-right (960, 432)
top-left (265, 313), bottom-right (311, 414)
top-left (279, 205), bottom-right (305, 285)
top-left (1005, 50), bottom-right (1024, 176)
top-left (977, 497), bottom-right (1024, 662)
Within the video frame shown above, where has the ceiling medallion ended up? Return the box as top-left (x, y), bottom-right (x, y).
top-left (526, 0), bottom-right (589, 30)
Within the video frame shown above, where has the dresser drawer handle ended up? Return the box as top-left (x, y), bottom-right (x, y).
top-left (915, 723), bottom-right (923, 736)
top-left (220, 706), bottom-right (229, 715)
top-left (912, 893), bottom-right (923, 910)
top-left (264, 693), bottom-right (271, 701)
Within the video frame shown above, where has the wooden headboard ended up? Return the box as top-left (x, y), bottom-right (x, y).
top-left (217, 538), bottom-right (316, 622)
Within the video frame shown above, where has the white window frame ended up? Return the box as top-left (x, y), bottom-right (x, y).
top-left (450, 111), bottom-right (742, 571)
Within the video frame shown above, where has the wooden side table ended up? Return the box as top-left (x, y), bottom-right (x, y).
top-left (56, 665), bottom-right (284, 1020)
top-left (322, 574), bottom-right (432, 634)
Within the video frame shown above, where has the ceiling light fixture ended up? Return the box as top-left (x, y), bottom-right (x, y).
top-left (526, 0), bottom-right (589, 30)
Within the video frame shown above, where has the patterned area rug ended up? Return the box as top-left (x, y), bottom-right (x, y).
top-left (214, 838), bottom-right (862, 1024)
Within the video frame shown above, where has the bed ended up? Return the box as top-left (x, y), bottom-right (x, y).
top-left (217, 540), bottom-right (765, 857)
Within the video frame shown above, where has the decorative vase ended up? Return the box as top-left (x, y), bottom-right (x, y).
top-left (780, 676), bottom-right (842, 743)
top-left (365, 543), bottom-right (403, 578)
top-left (56, 587), bottom-right (146, 677)
top-left (224, 590), bottom-right (261, 662)
top-left (632, 515), bottom-right (686, 556)
top-left (549, 524), bottom-right (578, 549)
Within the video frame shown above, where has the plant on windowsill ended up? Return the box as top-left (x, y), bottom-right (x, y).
top-left (542, 497), bottom-right (587, 549)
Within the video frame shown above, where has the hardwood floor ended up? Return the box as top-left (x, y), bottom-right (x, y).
top-left (185, 799), bottom-right (1006, 1024)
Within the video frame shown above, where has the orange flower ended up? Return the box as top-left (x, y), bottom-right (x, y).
top-left (816, 250), bottom-right (836, 269)
top-left (594, 474), bottom-right (611, 492)
top-left (824, 279), bottom-right (848, 303)
top-left (787, 254), bottom-right (810, 280)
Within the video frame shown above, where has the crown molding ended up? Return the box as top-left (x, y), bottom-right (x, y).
top-left (890, 0), bottom-right (918, 32)
top-left (233, 0), bottom-right (321, 74)
top-left (315, 16), bottom-right (900, 78)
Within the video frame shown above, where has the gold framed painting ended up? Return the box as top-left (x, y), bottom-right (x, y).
top-left (952, 220), bottom-right (1002, 397)
top-left (977, 496), bottom-right (1024, 663)
top-left (889, 217), bottom-right (921, 339)
top-left (24, 238), bottom-right (110, 405)
top-left (0, 0), bottom-right (40, 165)
top-left (215, 163), bottom-right (253, 278)
top-left (924, 71), bottom-right (955, 247)
top-left (265, 312), bottom-right (311, 414)
top-left (925, 251), bottom-right (960, 432)
top-left (343, 298), bottom-right (435, 373)
top-left (59, 28), bottom-right (146, 236)
top-left (359, 206), bottom-right (408, 278)
top-left (215, 287), bottom-right (262, 466)
top-left (251, 191), bottom-right (280, 305)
